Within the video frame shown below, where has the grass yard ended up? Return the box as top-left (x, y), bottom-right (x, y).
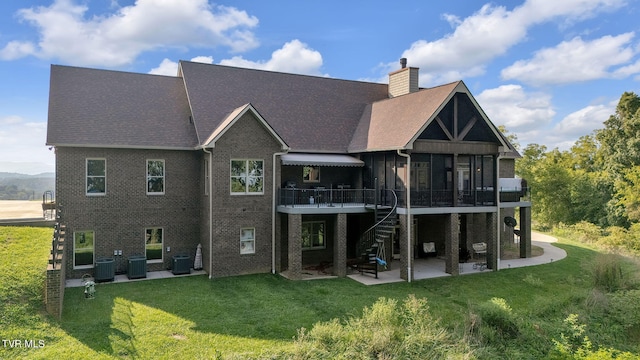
top-left (1, 226), bottom-right (639, 359)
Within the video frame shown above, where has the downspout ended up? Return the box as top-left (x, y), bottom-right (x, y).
top-left (496, 150), bottom-right (503, 271)
top-left (272, 149), bottom-right (289, 274)
top-left (202, 147), bottom-right (214, 279)
top-left (397, 149), bottom-right (412, 282)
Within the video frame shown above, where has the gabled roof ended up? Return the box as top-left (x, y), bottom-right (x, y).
top-left (179, 61), bottom-right (388, 153)
top-left (349, 82), bottom-right (460, 152)
top-left (202, 103), bottom-right (288, 150)
top-left (349, 81), bottom-right (517, 155)
top-left (47, 65), bottom-right (196, 149)
top-left (46, 62), bottom-right (519, 157)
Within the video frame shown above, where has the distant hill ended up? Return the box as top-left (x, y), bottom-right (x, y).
top-left (0, 172), bottom-right (55, 200)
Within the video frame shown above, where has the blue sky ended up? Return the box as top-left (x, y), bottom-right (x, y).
top-left (1, 0), bottom-right (639, 174)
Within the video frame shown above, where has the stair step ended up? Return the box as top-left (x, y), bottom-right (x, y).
top-left (376, 228), bottom-right (394, 234)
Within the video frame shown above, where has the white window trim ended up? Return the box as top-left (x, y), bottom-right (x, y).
top-left (240, 227), bottom-right (256, 255)
top-left (146, 159), bottom-right (165, 195)
top-left (73, 230), bottom-right (95, 269)
top-left (302, 221), bottom-right (326, 250)
top-left (145, 227), bottom-right (164, 263)
top-left (86, 158), bottom-right (106, 196)
top-left (230, 159), bottom-right (264, 195)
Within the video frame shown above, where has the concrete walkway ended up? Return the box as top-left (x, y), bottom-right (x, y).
top-left (499, 231), bottom-right (566, 269)
top-left (348, 231), bottom-right (566, 285)
top-left (65, 269), bottom-right (208, 288)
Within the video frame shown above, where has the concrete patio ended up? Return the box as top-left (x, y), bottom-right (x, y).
top-left (348, 232), bottom-right (566, 285)
top-left (65, 269), bottom-right (207, 288)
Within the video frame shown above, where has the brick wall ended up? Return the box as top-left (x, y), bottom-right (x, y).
top-left (207, 111), bottom-right (284, 277)
top-left (45, 223), bottom-right (66, 319)
top-left (56, 147), bottom-right (201, 279)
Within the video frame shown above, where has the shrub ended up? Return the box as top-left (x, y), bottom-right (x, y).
top-left (606, 290), bottom-right (640, 339)
top-left (522, 273), bottom-right (544, 287)
top-left (555, 222), bottom-right (604, 244)
top-left (471, 298), bottom-right (520, 342)
top-left (288, 295), bottom-right (474, 359)
top-left (549, 314), bottom-right (637, 360)
top-left (588, 254), bottom-right (629, 292)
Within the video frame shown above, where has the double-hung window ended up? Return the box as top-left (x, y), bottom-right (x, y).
top-left (230, 159), bottom-right (264, 194)
top-left (147, 160), bottom-right (165, 194)
top-left (302, 221), bottom-right (326, 250)
top-left (86, 158), bottom-right (106, 195)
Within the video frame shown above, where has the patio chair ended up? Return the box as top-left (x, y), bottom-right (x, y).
top-left (472, 242), bottom-right (487, 271)
top-left (422, 242), bottom-right (436, 257)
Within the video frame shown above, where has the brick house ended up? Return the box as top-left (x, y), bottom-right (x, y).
top-left (46, 59), bottom-right (531, 282)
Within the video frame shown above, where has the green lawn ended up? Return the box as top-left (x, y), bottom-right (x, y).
top-left (1, 226), bottom-right (639, 359)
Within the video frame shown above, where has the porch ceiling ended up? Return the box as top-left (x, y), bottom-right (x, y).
top-left (281, 153), bottom-right (364, 167)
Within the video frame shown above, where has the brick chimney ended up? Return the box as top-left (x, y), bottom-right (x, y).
top-left (388, 58), bottom-right (419, 98)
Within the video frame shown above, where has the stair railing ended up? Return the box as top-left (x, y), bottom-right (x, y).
top-left (357, 189), bottom-right (398, 260)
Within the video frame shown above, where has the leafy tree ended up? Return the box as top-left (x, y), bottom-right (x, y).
top-left (569, 135), bottom-right (600, 172)
top-left (498, 125), bottom-right (520, 151)
top-left (518, 92), bottom-right (640, 228)
top-left (569, 170), bottom-right (610, 226)
top-left (613, 166), bottom-right (640, 223)
top-left (594, 92), bottom-right (640, 226)
top-left (533, 149), bottom-right (575, 226)
top-left (515, 143), bottom-right (547, 183)
top-left (596, 92), bottom-right (640, 172)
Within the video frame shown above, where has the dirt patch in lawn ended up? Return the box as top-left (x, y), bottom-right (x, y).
top-left (502, 241), bottom-right (544, 260)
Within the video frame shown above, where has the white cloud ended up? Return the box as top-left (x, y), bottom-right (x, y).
top-left (0, 0), bottom-right (259, 67)
top-left (532, 102), bottom-right (613, 150)
top-left (148, 59), bottom-right (180, 76)
top-left (0, 41), bottom-right (36, 60)
top-left (613, 59), bottom-right (640, 78)
top-left (502, 33), bottom-right (638, 86)
top-left (476, 84), bottom-right (556, 132)
top-left (190, 56), bottom-right (214, 64)
top-left (148, 56), bottom-right (214, 76)
top-left (0, 116), bottom-right (53, 169)
top-left (483, 95), bottom-right (616, 150)
top-left (219, 39), bottom-right (324, 75)
top-left (149, 40), bottom-right (324, 77)
top-left (392, 0), bottom-right (625, 86)
top-left (552, 102), bottom-right (614, 137)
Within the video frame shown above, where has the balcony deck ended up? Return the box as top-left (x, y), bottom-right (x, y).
top-left (277, 188), bottom-right (374, 213)
top-left (277, 187), bottom-right (530, 214)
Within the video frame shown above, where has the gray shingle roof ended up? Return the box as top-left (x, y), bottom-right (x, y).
top-left (46, 62), bottom-right (517, 155)
top-left (349, 81), bottom-right (461, 152)
top-left (47, 65), bottom-right (196, 149)
top-left (179, 61), bottom-right (389, 153)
